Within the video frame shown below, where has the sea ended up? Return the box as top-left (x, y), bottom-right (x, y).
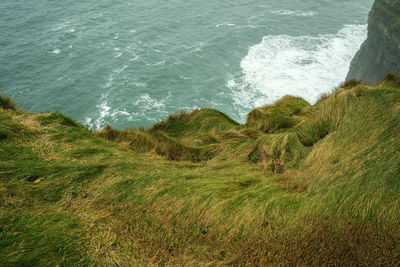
top-left (0, 0), bottom-right (374, 129)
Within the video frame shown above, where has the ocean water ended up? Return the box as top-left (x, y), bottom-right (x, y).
top-left (0, 0), bottom-right (373, 129)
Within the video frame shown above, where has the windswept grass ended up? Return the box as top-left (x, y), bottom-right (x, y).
top-left (339, 78), bottom-right (363, 89)
top-left (151, 108), bottom-right (239, 137)
top-left (0, 212), bottom-right (89, 266)
top-left (247, 96), bottom-right (310, 133)
top-left (1, 74), bottom-right (400, 265)
top-left (0, 93), bottom-right (16, 110)
top-left (95, 108), bottom-right (240, 162)
top-left (37, 112), bottom-right (83, 128)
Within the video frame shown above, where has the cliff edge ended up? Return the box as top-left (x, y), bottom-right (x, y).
top-left (2, 74), bottom-right (400, 265)
top-left (347, 0), bottom-right (400, 82)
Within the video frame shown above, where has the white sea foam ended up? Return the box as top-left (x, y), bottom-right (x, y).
top-left (271, 10), bottom-right (317, 17)
top-left (127, 46), bottom-right (140, 61)
top-left (53, 21), bottom-right (70, 31)
top-left (110, 109), bottom-right (136, 122)
top-left (133, 94), bottom-right (166, 111)
top-left (90, 101), bottom-right (137, 129)
top-left (85, 117), bottom-right (93, 127)
top-left (180, 75), bottom-right (191, 80)
top-left (129, 54), bottom-right (139, 61)
top-left (89, 62), bottom-right (168, 129)
top-left (216, 22), bottom-right (236, 28)
top-left (134, 82), bottom-right (147, 87)
top-left (152, 60), bottom-right (166, 66)
top-left (94, 100), bottom-right (111, 129)
top-left (228, 24), bottom-right (367, 121)
top-left (191, 41), bottom-right (207, 53)
top-left (89, 65), bottom-right (131, 129)
top-left (51, 49), bottom-right (61, 54)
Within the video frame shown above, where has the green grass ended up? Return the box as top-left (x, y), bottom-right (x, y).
top-left (1, 74), bottom-right (400, 265)
top-left (37, 112), bottom-right (83, 128)
top-left (0, 114), bottom-right (25, 140)
top-left (0, 93), bottom-right (16, 110)
top-left (246, 96), bottom-right (310, 133)
top-left (0, 212), bottom-right (89, 266)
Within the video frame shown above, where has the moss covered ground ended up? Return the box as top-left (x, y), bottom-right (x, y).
top-left (1, 74), bottom-right (400, 265)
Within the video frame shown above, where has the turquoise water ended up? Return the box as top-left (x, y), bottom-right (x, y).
top-left (0, 0), bottom-right (373, 129)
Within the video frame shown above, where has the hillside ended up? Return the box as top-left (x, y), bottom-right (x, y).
top-left (1, 74), bottom-right (400, 265)
top-left (347, 0), bottom-right (400, 82)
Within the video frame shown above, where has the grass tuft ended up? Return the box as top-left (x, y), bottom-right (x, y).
top-left (249, 132), bottom-right (309, 172)
top-left (0, 93), bottom-right (16, 110)
top-left (381, 71), bottom-right (400, 87)
top-left (339, 78), bottom-right (363, 89)
top-left (247, 96), bottom-right (310, 133)
top-left (37, 112), bottom-right (82, 128)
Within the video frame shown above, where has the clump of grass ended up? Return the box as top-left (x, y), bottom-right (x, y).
top-left (316, 79), bottom-right (363, 105)
top-left (96, 125), bottom-right (121, 141)
top-left (37, 112), bottom-right (82, 128)
top-left (295, 117), bottom-right (331, 146)
top-left (382, 71), bottom-right (400, 82)
top-left (380, 71), bottom-right (400, 87)
top-left (0, 93), bottom-right (16, 110)
top-left (247, 96), bottom-right (310, 133)
top-left (248, 152), bottom-right (259, 163)
top-left (96, 109), bottom-right (238, 161)
top-left (151, 109), bottom-right (238, 138)
top-left (0, 114), bottom-right (26, 140)
top-left (151, 110), bottom-right (194, 131)
top-left (0, 128), bottom-right (15, 140)
top-left (96, 124), bottom-right (209, 161)
top-left (186, 109), bottom-right (239, 134)
top-left (200, 134), bottom-right (218, 144)
top-left (152, 131), bottom-right (206, 161)
top-left (128, 131), bottom-right (157, 153)
top-left (96, 125), bottom-right (156, 153)
top-left (294, 88), bottom-right (362, 146)
top-left (222, 129), bottom-right (247, 139)
top-left (249, 132), bottom-right (309, 172)
top-left (339, 78), bottom-right (363, 89)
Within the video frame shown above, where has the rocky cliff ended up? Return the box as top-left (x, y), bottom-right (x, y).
top-left (347, 0), bottom-right (400, 83)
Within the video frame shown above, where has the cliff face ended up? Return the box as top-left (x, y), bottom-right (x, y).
top-left (347, 0), bottom-right (400, 83)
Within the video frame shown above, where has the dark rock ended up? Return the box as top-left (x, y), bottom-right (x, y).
top-left (347, 0), bottom-right (400, 83)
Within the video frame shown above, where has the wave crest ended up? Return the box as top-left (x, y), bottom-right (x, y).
top-left (228, 24), bottom-right (367, 122)
top-left (270, 10), bottom-right (317, 17)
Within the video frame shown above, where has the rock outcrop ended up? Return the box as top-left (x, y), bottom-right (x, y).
top-left (347, 0), bottom-right (400, 83)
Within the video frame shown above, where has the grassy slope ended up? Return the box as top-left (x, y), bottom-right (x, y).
top-left (1, 74), bottom-right (400, 265)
